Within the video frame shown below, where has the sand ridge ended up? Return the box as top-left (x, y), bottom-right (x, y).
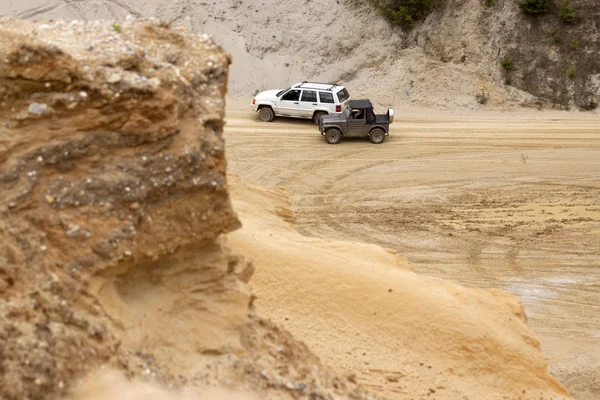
top-left (227, 176), bottom-right (569, 399)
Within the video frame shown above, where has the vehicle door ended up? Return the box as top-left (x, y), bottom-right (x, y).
top-left (298, 90), bottom-right (318, 117)
top-left (347, 108), bottom-right (366, 137)
top-left (276, 89), bottom-right (301, 117)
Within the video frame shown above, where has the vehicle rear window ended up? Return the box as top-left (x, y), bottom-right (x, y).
top-left (319, 92), bottom-right (334, 103)
top-left (336, 88), bottom-right (350, 103)
top-left (301, 90), bottom-right (317, 102)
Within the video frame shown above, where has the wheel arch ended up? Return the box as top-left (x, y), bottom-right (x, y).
top-left (369, 125), bottom-right (388, 134)
top-left (325, 126), bottom-right (344, 136)
top-left (257, 104), bottom-right (274, 111)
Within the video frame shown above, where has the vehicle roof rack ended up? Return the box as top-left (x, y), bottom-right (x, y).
top-left (296, 81), bottom-right (340, 91)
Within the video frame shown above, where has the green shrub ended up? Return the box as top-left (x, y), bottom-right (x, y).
top-left (112, 23), bottom-right (121, 33)
top-left (580, 97), bottom-right (598, 110)
top-left (553, 32), bottom-right (562, 44)
top-left (485, 0), bottom-right (498, 6)
top-left (567, 66), bottom-right (576, 79)
top-left (519, 0), bottom-right (551, 15)
top-left (501, 55), bottom-right (513, 70)
top-left (569, 37), bottom-right (579, 50)
top-left (372, 0), bottom-right (438, 29)
top-left (476, 88), bottom-right (490, 105)
top-left (558, 0), bottom-right (577, 24)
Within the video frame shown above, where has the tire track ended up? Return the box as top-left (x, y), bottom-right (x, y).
top-left (16, 2), bottom-right (60, 19)
top-left (104, 0), bottom-right (144, 17)
top-left (103, 2), bottom-right (120, 19)
top-left (62, 0), bottom-right (87, 20)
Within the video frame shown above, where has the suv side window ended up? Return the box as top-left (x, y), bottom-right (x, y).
top-left (319, 92), bottom-right (334, 103)
top-left (350, 109), bottom-right (365, 120)
top-left (281, 90), bottom-right (301, 101)
top-left (301, 90), bottom-right (317, 102)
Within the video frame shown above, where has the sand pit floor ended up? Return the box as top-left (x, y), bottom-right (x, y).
top-left (225, 104), bottom-right (600, 399)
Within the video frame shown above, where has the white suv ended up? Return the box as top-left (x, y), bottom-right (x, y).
top-left (251, 81), bottom-right (351, 124)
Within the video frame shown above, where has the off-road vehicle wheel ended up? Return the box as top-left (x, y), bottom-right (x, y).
top-left (258, 107), bottom-right (275, 122)
top-left (313, 111), bottom-right (327, 125)
top-left (325, 129), bottom-right (342, 144)
top-left (369, 128), bottom-right (385, 144)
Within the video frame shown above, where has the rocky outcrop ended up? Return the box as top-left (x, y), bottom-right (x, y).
top-left (0, 18), bottom-right (244, 399)
top-left (413, 0), bottom-right (600, 109)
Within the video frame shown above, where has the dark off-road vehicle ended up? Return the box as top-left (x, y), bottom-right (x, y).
top-left (318, 100), bottom-right (394, 144)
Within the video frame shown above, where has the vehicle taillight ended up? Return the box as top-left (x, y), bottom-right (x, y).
top-left (336, 105), bottom-right (341, 112)
top-left (252, 99), bottom-right (256, 105)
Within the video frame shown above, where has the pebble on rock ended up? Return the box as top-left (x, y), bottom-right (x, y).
top-left (107, 73), bottom-right (122, 83)
top-left (28, 103), bottom-right (48, 115)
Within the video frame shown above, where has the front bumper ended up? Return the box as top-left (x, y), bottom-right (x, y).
top-left (250, 103), bottom-right (258, 112)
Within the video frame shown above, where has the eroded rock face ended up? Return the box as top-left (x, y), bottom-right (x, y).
top-left (0, 19), bottom-right (247, 400)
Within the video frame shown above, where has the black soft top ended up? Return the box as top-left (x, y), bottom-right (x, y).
top-left (348, 99), bottom-right (373, 109)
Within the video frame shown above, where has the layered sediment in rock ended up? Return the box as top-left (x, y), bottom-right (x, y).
top-left (0, 18), bottom-right (245, 399)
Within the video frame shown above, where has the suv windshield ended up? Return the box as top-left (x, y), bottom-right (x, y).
top-left (276, 87), bottom-right (290, 97)
top-left (336, 88), bottom-right (350, 103)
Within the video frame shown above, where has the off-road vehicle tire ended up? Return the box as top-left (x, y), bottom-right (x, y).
top-left (325, 129), bottom-right (342, 144)
top-left (313, 111), bottom-right (327, 125)
top-left (258, 107), bottom-right (275, 122)
top-left (369, 128), bottom-right (386, 144)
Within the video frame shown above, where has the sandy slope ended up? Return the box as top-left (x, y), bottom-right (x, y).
top-left (0, 0), bottom-right (534, 109)
top-left (224, 103), bottom-right (600, 399)
top-left (227, 177), bottom-right (568, 399)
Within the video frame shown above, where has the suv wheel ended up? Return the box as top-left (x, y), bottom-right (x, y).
top-left (313, 111), bottom-right (327, 125)
top-left (369, 128), bottom-right (385, 144)
top-left (325, 129), bottom-right (342, 144)
top-left (258, 107), bottom-right (275, 122)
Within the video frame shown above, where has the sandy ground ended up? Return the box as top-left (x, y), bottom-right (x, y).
top-left (225, 100), bottom-right (600, 399)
